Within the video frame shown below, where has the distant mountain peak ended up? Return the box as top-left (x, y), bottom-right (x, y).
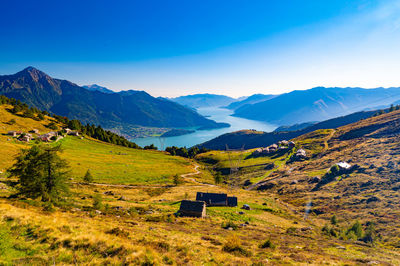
top-left (18, 66), bottom-right (50, 82)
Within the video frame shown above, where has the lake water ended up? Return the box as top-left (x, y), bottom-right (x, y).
top-left (131, 107), bottom-right (276, 149)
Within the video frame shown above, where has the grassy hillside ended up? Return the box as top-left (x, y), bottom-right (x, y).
top-left (56, 137), bottom-right (192, 184)
top-left (0, 104), bottom-right (59, 172)
top-left (0, 105), bottom-right (192, 185)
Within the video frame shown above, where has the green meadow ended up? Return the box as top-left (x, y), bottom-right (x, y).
top-left (56, 136), bottom-right (193, 185)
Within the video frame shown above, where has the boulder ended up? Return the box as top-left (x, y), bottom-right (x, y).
top-left (310, 176), bottom-right (321, 183)
top-left (256, 182), bottom-right (277, 191)
top-left (241, 204), bottom-right (251, 210)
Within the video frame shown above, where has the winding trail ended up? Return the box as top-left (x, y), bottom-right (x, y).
top-left (180, 163), bottom-right (215, 187)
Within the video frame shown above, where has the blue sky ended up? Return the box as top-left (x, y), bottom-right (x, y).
top-left (1, 0), bottom-right (400, 97)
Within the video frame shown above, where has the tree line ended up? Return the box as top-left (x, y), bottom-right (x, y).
top-left (165, 146), bottom-right (209, 158)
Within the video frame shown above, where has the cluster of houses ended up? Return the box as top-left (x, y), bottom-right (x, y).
top-left (178, 192), bottom-right (238, 218)
top-left (7, 128), bottom-right (79, 143)
top-left (8, 130), bottom-right (38, 142)
top-left (292, 148), bottom-right (307, 161)
top-left (252, 140), bottom-right (296, 156)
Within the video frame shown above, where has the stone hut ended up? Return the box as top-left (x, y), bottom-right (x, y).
top-left (178, 200), bottom-right (206, 218)
top-left (196, 192), bottom-right (227, 206)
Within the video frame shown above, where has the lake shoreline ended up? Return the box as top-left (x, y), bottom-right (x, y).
top-left (131, 107), bottom-right (276, 149)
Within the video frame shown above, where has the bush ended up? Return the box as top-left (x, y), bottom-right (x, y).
top-left (83, 169), bottom-right (93, 183)
top-left (214, 172), bottom-right (222, 184)
top-left (330, 215), bottom-right (338, 225)
top-left (93, 194), bottom-right (103, 210)
top-left (286, 227), bottom-right (297, 234)
top-left (362, 221), bottom-right (376, 244)
top-left (259, 238), bottom-right (276, 249)
top-left (346, 220), bottom-right (363, 240)
top-left (106, 227), bottom-right (129, 238)
top-left (173, 174), bottom-right (184, 186)
top-left (47, 122), bottom-right (58, 130)
top-left (222, 235), bottom-right (251, 257)
top-left (221, 220), bottom-right (238, 230)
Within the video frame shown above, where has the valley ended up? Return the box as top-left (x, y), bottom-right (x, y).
top-left (0, 94), bottom-right (399, 264)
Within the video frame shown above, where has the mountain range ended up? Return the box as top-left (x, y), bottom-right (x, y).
top-left (233, 86), bottom-right (400, 125)
top-left (0, 67), bottom-right (228, 132)
top-left (170, 93), bottom-right (238, 108)
top-left (225, 93), bottom-right (276, 110)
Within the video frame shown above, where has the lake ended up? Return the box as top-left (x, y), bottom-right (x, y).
top-left (131, 107), bottom-right (276, 149)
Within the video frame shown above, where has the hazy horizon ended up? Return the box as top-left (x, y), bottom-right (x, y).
top-left (1, 0), bottom-right (400, 97)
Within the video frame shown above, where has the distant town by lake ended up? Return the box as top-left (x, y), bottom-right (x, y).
top-left (131, 107), bottom-right (276, 149)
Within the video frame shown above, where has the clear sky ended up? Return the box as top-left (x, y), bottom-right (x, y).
top-left (1, 0), bottom-right (400, 97)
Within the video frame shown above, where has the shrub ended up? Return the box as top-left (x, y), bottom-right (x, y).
top-left (83, 169), bottom-right (93, 183)
top-left (259, 238), bottom-right (276, 249)
top-left (47, 122), bottom-right (58, 130)
top-left (93, 194), bottom-right (103, 210)
top-left (362, 221), bottom-right (376, 244)
top-left (286, 227), bottom-right (297, 234)
top-left (214, 172), bottom-right (222, 184)
top-left (330, 215), bottom-right (338, 225)
top-left (347, 220), bottom-right (363, 239)
top-left (162, 256), bottom-right (174, 265)
top-left (173, 174), bottom-right (184, 186)
top-left (222, 235), bottom-right (251, 257)
top-left (221, 220), bottom-right (238, 230)
top-left (106, 227), bottom-right (129, 238)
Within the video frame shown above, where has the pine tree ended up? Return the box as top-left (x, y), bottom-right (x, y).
top-left (83, 169), bottom-right (94, 183)
top-left (7, 145), bottom-right (70, 203)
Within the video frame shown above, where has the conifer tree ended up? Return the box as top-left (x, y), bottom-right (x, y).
top-left (7, 145), bottom-right (70, 203)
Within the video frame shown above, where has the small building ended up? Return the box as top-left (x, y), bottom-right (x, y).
top-left (278, 140), bottom-right (289, 146)
top-left (38, 135), bottom-right (52, 142)
top-left (196, 192), bottom-right (228, 206)
top-left (68, 131), bottom-right (79, 136)
top-left (7, 131), bottom-right (17, 137)
top-left (178, 200), bottom-right (206, 218)
top-left (296, 149), bottom-right (307, 158)
top-left (336, 162), bottom-right (351, 170)
top-left (48, 131), bottom-right (58, 137)
top-left (64, 128), bottom-right (72, 133)
top-left (227, 196), bottom-right (238, 207)
top-left (30, 129), bottom-right (40, 134)
top-left (261, 147), bottom-right (270, 154)
top-left (288, 141), bottom-right (296, 148)
top-left (20, 135), bottom-right (31, 142)
top-left (196, 192), bottom-right (238, 207)
top-left (268, 143), bottom-right (278, 152)
top-left (253, 148), bottom-right (263, 155)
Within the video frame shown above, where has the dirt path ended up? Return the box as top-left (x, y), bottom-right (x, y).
top-left (180, 163), bottom-right (215, 187)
